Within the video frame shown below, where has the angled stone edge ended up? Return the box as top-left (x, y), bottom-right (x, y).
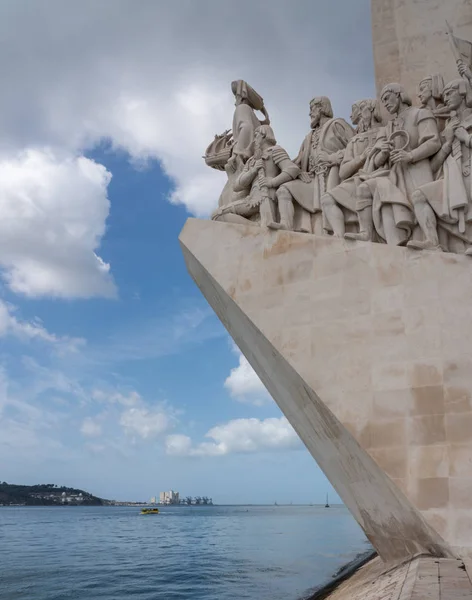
top-left (179, 219), bottom-right (454, 564)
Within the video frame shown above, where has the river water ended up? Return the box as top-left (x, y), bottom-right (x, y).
top-left (0, 504), bottom-right (369, 600)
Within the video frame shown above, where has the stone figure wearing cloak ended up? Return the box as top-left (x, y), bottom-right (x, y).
top-left (346, 83), bottom-right (441, 246)
top-left (321, 99), bottom-right (383, 238)
top-left (209, 80), bottom-right (270, 213)
top-left (230, 80), bottom-right (270, 165)
top-left (270, 97), bottom-right (354, 233)
top-left (418, 74), bottom-right (446, 113)
top-left (408, 79), bottom-right (472, 254)
top-left (211, 125), bottom-right (300, 227)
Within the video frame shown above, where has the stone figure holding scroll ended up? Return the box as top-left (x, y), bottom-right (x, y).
top-left (212, 125), bottom-right (300, 226)
top-left (320, 99), bottom-right (383, 239)
top-left (270, 97), bottom-right (354, 233)
top-left (346, 83), bottom-right (441, 246)
top-left (408, 79), bottom-right (472, 253)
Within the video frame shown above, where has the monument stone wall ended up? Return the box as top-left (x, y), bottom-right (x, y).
top-left (185, 0), bottom-right (472, 568)
top-left (372, 0), bottom-right (472, 99)
top-left (180, 219), bottom-right (472, 561)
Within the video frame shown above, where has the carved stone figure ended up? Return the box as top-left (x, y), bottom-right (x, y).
top-left (269, 97), bottom-right (354, 233)
top-left (418, 74), bottom-right (446, 112)
top-left (211, 125), bottom-right (299, 226)
top-left (229, 80), bottom-right (270, 168)
top-left (408, 79), bottom-right (472, 253)
top-left (321, 99), bottom-right (383, 238)
top-left (345, 83), bottom-right (441, 245)
top-left (205, 80), bottom-right (270, 211)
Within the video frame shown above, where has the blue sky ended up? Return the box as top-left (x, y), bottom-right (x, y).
top-left (0, 0), bottom-right (375, 503)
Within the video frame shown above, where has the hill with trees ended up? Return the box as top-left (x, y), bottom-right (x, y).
top-left (0, 482), bottom-right (104, 506)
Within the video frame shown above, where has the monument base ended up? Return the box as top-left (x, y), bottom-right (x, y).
top-left (180, 218), bottom-right (472, 562)
top-left (315, 555), bottom-right (472, 600)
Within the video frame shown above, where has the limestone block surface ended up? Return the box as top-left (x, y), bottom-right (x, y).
top-left (179, 219), bottom-right (472, 561)
top-left (372, 0), bottom-right (472, 99)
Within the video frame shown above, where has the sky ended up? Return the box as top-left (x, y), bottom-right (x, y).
top-left (0, 0), bottom-right (376, 504)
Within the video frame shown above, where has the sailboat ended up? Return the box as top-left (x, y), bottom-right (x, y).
top-left (325, 493), bottom-right (330, 508)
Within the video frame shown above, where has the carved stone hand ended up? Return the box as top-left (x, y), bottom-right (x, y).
top-left (444, 124), bottom-right (457, 144)
top-left (458, 59), bottom-right (472, 81)
top-left (299, 172), bottom-right (312, 184)
top-left (390, 149), bottom-right (412, 164)
top-left (455, 126), bottom-right (469, 144)
top-left (254, 159), bottom-right (264, 170)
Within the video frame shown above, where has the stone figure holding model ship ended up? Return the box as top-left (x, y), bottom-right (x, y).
top-left (205, 80), bottom-right (271, 214)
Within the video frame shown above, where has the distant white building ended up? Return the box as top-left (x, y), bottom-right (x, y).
top-left (159, 490), bottom-right (179, 505)
top-left (149, 496), bottom-right (157, 504)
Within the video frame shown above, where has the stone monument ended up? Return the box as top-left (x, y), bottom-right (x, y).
top-left (180, 0), bottom-right (472, 575)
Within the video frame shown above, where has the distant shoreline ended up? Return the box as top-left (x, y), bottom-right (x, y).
top-left (0, 503), bottom-right (347, 508)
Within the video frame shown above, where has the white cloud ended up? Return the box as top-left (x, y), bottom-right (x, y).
top-left (165, 434), bottom-right (193, 456)
top-left (166, 416), bottom-right (300, 457)
top-left (0, 367), bottom-right (68, 460)
top-left (0, 1), bottom-right (374, 224)
top-left (224, 352), bottom-right (271, 406)
top-left (120, 406), bottom-right (171, 440)
top-left (80, 417), bottom-right (102, 438)
top-left (0, 2), bottom-right (374, 299)
top-left (0, 298), bottom-right (84, 352)
top-left (92, 389), bottom-right (141, 407)
top-left (0, 149), bottom-right (115, 298)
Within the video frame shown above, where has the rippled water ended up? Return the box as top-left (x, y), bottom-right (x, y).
top-left (0, 505), bottom-right (369, 600)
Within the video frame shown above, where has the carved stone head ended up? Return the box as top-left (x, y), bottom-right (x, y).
top-left (380, 83), bottom-right (412, 115)
top-left (254, 124), bottom-right (276, 150)
top-left (353, 99), bottom-right (382, 132)
top-left (231, 80), bottom-right (265, 111)
top-left (350, 102), bottom-right (362, 127)
top-left (309, 96), bottom-right (333, 128)
top-left (418, 74), bottom-right (445, 108)
top-left (443, 79), bottom-right (469, 111)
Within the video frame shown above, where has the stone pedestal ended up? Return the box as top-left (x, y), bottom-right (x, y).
top-left (372, 0), bottom-right (472, 98)
top-left (180, 218), bottom-right (472, 562)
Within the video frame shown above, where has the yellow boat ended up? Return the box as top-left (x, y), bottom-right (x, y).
top-left (140, 508), bottom-right (159, 515)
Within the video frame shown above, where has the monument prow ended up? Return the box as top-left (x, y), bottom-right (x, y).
top-left (179, 218), bottom-right (472, 562)
top-left (182, 0), bottom-right (472, 572)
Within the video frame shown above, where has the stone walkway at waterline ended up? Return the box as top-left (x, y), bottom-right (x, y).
top-left (324, 556), bottom-right (472, 600)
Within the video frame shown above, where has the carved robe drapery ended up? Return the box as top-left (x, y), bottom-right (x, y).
top-left (280, 118), bottom-right (354, 232)
top-left (325, 128), bottom-right (380, 217)
top-left (232, 103), bottom-right (262, 162)
top-left (361, 107), bottom-right (441, 244)
top-left (415, 111), bottom-right (472, 251)
top-left (212, 145), bottom-right (299, 226)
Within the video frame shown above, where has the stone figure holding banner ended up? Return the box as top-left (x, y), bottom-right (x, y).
top-left (408, 79), bottom-right (472, 253)
top-left (270, 97), bottom-right (354, 233)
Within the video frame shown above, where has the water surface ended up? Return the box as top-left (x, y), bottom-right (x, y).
top-left (0, 504), bottom-right (369, 600)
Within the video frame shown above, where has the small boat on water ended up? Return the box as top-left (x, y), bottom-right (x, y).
top-left (325, 493), bottom-right (330, 508)
top-left (140, 508), bottom-right (159, 515)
